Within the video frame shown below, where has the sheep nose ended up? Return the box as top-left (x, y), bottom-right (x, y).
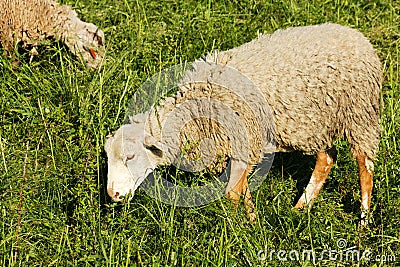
top-left (107, 188), bottom-right (121, 201)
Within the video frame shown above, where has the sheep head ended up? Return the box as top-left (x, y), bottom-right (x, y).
top-left (104, 121), bottom-right (168, 202)
top-left (60, 7), bottom-right (105, 69)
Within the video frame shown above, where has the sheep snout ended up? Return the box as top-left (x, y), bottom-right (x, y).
top-left (107, 188), bottom-right (133, 202)
top-left (107, 188), bottom-right (121, 202)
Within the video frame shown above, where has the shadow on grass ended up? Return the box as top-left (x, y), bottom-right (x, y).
top-left (98, 148), bottom-right (363, 221)
top-left (269, 150), bottom-right (360, 215)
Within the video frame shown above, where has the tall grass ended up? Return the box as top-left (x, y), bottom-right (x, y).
top-left (1, 0), bottom-right (399, 266)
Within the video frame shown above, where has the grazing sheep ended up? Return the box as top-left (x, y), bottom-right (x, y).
top-left (105, 23), bottom-right (382, 224)
top-left (0, 0), bottom-right (105, 68)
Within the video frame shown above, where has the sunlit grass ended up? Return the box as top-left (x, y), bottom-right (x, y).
top-left (1, 0), bottom-right (399, 266)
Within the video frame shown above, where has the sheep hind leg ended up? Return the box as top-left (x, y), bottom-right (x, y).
top-left (225, 159), bottom-right (256, 222)
top-left (294, 147), bottom-right (336, 209)
top-left (356, 153), bottom-right (374, 226)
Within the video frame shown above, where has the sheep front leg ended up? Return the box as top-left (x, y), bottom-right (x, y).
top-left (2, 41), bottom-right (20, 66)
top-left (225, 159), bottom-right (256, 222)
top-left (356, 154), bottom-right (374, 226)
top-left (294, 148), bottom-right (336, 209)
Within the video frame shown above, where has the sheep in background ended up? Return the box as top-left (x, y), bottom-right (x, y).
top-left (105, 23), bottom-right (382, 224)
top-left (0, 0), bottom-right (105, 68)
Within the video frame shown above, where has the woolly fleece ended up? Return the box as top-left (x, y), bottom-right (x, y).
top-left (0, 0), bottom-right (105, 68)
top-left (135, 23), bottom-right (381, 171)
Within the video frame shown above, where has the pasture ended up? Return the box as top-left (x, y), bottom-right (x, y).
top-left (1, 0), bottom-right (399, 266)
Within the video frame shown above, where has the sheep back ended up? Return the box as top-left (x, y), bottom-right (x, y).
top-left (204, 23), bottom-right (382, 160)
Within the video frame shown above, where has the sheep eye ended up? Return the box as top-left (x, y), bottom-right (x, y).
top-left (123, 155), bottom-right (135, 165)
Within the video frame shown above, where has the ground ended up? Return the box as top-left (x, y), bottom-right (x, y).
top-left (1, 0), bottom-right (399, 266)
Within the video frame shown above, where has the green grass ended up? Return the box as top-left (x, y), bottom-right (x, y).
top-left (1, 0), bottom-right (399, 266)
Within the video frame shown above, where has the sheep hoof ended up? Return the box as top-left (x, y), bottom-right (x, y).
top-left (360, 210), bottom-right (370, 227)
top-left (293, 201), bottom-right (305, 210)
top-left (247, 211), bottom-right (257, 223)
top-left (360, 219), bottom-right (368, 227)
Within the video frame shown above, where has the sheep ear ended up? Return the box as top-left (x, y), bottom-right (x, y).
top-left (144, 135), bottom-right (168, 157)
top-left (129, 112), bottom-right (149, 124)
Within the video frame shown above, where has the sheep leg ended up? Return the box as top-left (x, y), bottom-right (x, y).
top-left (356, 154), bottom-right (374, 226)
top-left (294, 148), bottom-right (336, 209)
top-left (2, 41), bottom-right (20, 66)
top-left (225, 159), bottom-right (256, 222)
top-left (242, 173), bottom-right (257, 222)
top-left (2, 40), bottom-right (13, 55)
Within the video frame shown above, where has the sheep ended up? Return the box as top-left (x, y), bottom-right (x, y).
top-left (0, 0), bottom-right (105, 68)
top-left (105, 23), bottom-right (382, 224)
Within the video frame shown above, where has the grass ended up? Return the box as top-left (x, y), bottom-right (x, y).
top-left (1, 0), bottom-right (399, 266)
